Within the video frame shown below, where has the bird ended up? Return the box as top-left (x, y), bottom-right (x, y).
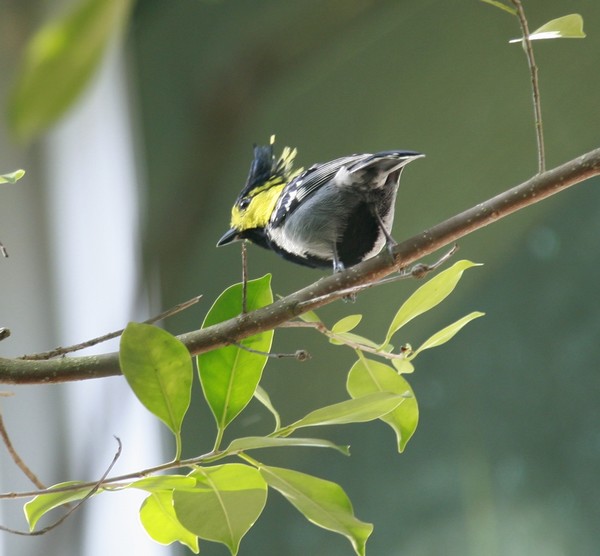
top-left (217, 137), bottom-right (424, 272)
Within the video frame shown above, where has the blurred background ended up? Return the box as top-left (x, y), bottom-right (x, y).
top-left (1, 0), bottom-right (599, 555)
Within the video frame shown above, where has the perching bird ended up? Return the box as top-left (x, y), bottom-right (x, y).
top-left (218, 138), bottom-right (423, 272)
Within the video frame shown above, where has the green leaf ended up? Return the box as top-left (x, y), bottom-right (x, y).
top-left (127, 475), bottom-right (197, 492)
top-left (479, 0), bottom-right (517, 16)
top-left (173, 464), bottom-right (267, 555)
top-left (7, 0), bottom-right (133, 143)
top-left (298, 309), bottom-right (322, 323)
top-left (410, 311), bottom-right (485, 359)
top-left (347, 358), bottom-right (418, 452)
top-left (24, 482), bottom-right (93, 530)
top-left (198, 275), bottom-right (273, 435)
top-left (0, 169), bottom-right (25, 184)
top-left (510, 13), bottom-right (586, 43)
top-left (260, 465), bottom-right (372, 556)
top-left (284, 392), bottom-right (406, 434)
top-left (331, 314), bottom-right (362, 334)
top-left (383, 260), bottom-right (481, 346)
top-left (119, 322), bottom-right (192, 456)
top-left (391, 358), bottom-right (415, 374)
top-left (329, 331), bottom-right (380, 349)
top-left (254, 384), bottom-right (281, 430)
top-left (140, 492), bottom-right (199, 553)
top-left (224, 436), bottom-right (349, 456)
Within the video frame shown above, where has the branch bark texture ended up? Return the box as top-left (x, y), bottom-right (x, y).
top-left (2, 148), bottom-right (600, 384)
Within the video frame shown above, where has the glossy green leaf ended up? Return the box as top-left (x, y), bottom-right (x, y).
top-left (480, 0), bottom-right (516, 16)
top-left (224, 436), bottom-right (349, 456)
top-left (7, 0), bottom-right (133, 143)
top-left (260, 465), bottom-right (372, 556)
top-left (410, 311), bottom-right (485, 359)
top-left (173, 464), bottom-right (267, 555)
top-left (331, 314), bottom-right (362, 334)
top-left (510, 13), bottom-right (586, 43)
top-left (283, 392), bottom-right (406, 434)
top-left (24, 482), bottom-right (93, 530)
top-left (347, 358), bottom-right (418, 452)
top-left (198, 275), bottom-right (273, 434)
top-left (0, 169), bottom-right (25, 184)
top-left (120, 323), bottom-right (192, 450)
top-left (140, 492), bottom-right (199, 553)
top-left (254, 384), bottom-right (281, 430)
top-left (383, 260), bottom-right (481, 346)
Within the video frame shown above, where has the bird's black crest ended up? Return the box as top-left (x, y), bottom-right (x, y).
top-left (239, 144), bottom-right (276, 198)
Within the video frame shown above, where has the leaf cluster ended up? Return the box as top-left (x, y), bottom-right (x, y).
top-left (23, 261), bottom-right (482, 554)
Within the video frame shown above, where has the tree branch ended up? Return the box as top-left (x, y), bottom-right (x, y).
top-left (1, 147), bottom-right (600, 384)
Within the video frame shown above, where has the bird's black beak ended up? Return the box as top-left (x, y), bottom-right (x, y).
top-left (216, 228), bottom-right (240, 247)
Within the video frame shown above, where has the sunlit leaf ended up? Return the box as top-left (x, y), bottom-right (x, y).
top-left (480, 0), bottom-right (517, 16)
top-left (0, 169), bottom-right (25, 184)
top-left (24, 482), bottom-right (93, 530)
top-left (120, 323), bottom-right (192, 453)
top-left (224, 436), bottom-right (349, 456)
top-left (127, 476), bottom-right (197, 492)
top-left (173, 464), bottom-right (267, 555)
top-left (391, 358), bottom-right (415, 374)
top-left (383, 260), bottom-right (481, 346)
top-left (347, 358), bottom-right (418, 452)
top-left (140, 492), bottom-right (199, 553)
top-left (254, 384), bottom-right (281, 430)
top-left (260, 465), bottom-right (372, 556)
top-left (410, 311), bottom-right (485, 359)
top-left (8, 0), bottom-right (134, 143)
top-left (510, 13), bottom-right (586, 43)
top-left (329, 331), bottom-right (380, 349)
top-left (283, 392), bottom-right (406, 435)
top-left (198, 275), bottom-right (273, 436)
top-left (331, 314), bottom-right (362, 334)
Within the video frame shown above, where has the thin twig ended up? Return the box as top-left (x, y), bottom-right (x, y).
top-left (19, 295), bottom-right (202, 361)
top-left (0, 411), bottom-right (46, 489)
top-left (241, 241), bottom-right (248, 314)
top-left (232, 341), bottom-right (310, 361)
top-left (0, 437), bottom-right (122, 535)
top-left (511, 0), bottom-right (545, 173)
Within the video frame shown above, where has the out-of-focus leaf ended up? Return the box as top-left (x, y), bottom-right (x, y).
top-left (8, 0), bottom-right (134, 143)
top-left (224, 436), bottom-right (349, 456)
top-left (0, 169), bottom-right (25, 184)
top-left (24, 482), bottom-right (93, 530)
top-left (173, 464), bottom-right (267, 555)
top-left (409, 311), bottom-right (485, 359)
top-left (510, 13), bottom-right (586, 43)
top-left (198, 275), bottom-right (273, 436)
top-left (347, 358), bottom-right (418, 452)
top-left (329, 331), bottom-right (380, 349)
top-left (480, 0), bottom-right (517, 16)
top-left (260, 465), bottom-right (372, 556)
top-left (140, 492), bottom-right (199, 553)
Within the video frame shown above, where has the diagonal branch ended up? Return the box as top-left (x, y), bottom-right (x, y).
top-left (1, 147), bottom-right (600, 385)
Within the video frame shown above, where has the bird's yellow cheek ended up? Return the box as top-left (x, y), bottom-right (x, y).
top-left (230, 185), bottom-right (284, 231)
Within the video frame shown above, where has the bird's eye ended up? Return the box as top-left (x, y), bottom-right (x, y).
top-left (239, 197), bottom-right (251, 210)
